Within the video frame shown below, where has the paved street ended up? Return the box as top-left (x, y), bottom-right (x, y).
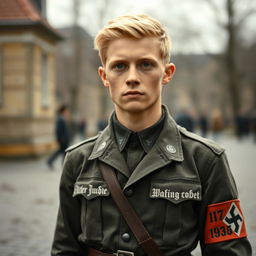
top-left (0, 136), bottom-right (255, 256)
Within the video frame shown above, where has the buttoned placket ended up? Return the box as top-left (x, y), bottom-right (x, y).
top-left (125, 133), bottom-right (145, 173)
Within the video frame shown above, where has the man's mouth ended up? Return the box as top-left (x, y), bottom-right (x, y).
top-left (123, 91), bottom-right (144, 96)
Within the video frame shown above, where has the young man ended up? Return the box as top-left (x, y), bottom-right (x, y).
top-left (51, 14), bottom-right (252, 256)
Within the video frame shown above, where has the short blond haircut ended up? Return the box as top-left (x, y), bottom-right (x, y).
top-left (94, 14), bottom-right (171, 65)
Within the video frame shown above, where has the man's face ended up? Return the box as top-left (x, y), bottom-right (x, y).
top-left (98, 37), bottom-right (175, 115)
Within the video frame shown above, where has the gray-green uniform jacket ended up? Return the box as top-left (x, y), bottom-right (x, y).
top-left (51, 107), bottom-right (252, 256)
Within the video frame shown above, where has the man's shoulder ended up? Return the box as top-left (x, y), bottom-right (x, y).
top-left (65, 134), bottom-right (99, 153)
top-left (178, 126), bottom-right (225, 156)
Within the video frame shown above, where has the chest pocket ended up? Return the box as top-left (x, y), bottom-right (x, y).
top-left (73, 178), bottom-right (110, 243)
top-left (149, 179), bottom-right (202, 246)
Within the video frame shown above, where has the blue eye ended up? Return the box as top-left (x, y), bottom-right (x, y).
top-left (114, 63), bottom-right (125, 70)
top-left (141, 61), bottom-right (153, 69)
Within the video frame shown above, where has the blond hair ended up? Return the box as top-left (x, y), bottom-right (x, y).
top-left (94, 14), bottom-right (171, 65)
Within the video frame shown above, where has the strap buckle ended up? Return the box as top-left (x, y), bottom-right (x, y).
top-left (115, 250), bottom-right (134, 256)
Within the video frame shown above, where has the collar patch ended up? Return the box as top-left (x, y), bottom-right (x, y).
top-left (166, 144), bottom-right (177, 154)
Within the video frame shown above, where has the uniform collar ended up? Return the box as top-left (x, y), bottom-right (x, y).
top-left (123, 106), bottom-right (184, 188)
top-left (155, 107), bottom-right (184, 162)
top-left (112, 109), bottom-right (166, 153)
top-left (88, 105), bottom-right (184, 163)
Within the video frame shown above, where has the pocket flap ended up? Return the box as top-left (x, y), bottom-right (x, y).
top-left (150, 179), bottom-right (201, 204)
top-left (73, 179), bottom-right (110, 199)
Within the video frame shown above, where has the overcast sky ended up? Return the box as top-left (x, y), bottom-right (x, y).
top-left (46, 0), bottom-right (256, 54)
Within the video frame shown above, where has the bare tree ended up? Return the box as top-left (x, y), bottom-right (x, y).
top-left (206, 0), bottom-right (256, 118)
top-left (97, 0), bottom-right (112, 118)
top-left (70, 0), bottom-right (83, 115)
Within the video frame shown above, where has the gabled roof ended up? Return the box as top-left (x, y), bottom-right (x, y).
top-left (0, 0), bottom-right (41, 21)
top-left (0, 0), bottom-right (62, 41)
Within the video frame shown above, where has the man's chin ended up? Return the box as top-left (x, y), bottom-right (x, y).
top-left (124, 104), bottom-right (147, 114)
top-left (119, 102), bottom-right (148, 114)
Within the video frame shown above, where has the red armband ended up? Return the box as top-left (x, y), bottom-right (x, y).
top-left (204, 199), bottom-right (247, 244)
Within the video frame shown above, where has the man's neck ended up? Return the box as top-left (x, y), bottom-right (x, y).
top-left (115, 106), bottom-right (162, 132)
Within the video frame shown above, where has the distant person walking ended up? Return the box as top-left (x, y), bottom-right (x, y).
top-left (78, 117), bottom-right (87, 140)
top-left (235, 110), bottom-right (250, 140)
top-left (97, 116), bottom-right (108, 132)
top-left (251, 111), bottom-right (256, 143)
top-left (211, 108), bottom-right (224, 140)
top-left (198, 113), bottom-right (208, 137)
top-left (47, 105), bottom-right (70, 169)
top-left (176, 108), bottom-right (195, 132)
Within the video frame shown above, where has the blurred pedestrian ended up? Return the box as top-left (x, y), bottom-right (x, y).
top-left (176, 108), bottom-right (195, 132)
top-left (211, 108), bottom-right (224, 140)
top-left (235, 109), bottom-right (250, 140)
top-left (77, 117), bottom-right (87, 140)
top-left (97, 116), bottom-right (108, 131)
top-left (251, 110), bottom-right (256, 142)
top-left (47, 105), bottom-right (71, 170)
top-left (198, 112), bottom-right (208, 138)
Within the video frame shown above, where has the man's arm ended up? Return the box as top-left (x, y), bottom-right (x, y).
top-left (199, 152), bottom-right (252, 256)
top-left (51, 153), bottom-right (85, 256)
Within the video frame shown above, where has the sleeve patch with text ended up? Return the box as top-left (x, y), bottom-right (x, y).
top-left (204, 199), bottom-right (247, 244)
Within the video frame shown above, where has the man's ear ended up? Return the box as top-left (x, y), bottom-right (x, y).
top-left (162, 63), bottom-right (176, 85)
top-left (98, 66), bottom-right (110, 87)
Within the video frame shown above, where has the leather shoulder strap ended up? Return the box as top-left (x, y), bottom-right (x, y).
top-left (99, 162), bottom-right (164, 256)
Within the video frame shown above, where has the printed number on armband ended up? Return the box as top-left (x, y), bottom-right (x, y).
top-left (209, 226), bottom-right (233, 238)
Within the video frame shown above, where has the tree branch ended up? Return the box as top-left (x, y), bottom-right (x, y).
top-left (237, 8), bottom-right (256, 27)
top-left (204, 0), bottom-right (226, 28)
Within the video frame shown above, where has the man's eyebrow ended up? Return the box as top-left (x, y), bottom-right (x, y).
top-left (109, 56), bottom-right (157, 62)
top-left (138, 57), bottom-right (157, 61)
top-left (107, 59), bottom-right (127, 67)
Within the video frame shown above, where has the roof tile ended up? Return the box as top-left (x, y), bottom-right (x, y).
top-left (0, 0), bottom-right (41, 21)
top-left (0, 0), bottom-right (63, 41)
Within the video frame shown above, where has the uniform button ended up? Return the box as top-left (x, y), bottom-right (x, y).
top-left (122, 233), bottom-right (131, 242)
top-left (125, 189), bottom-right (133, 197)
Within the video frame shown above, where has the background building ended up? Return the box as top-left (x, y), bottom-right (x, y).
top-left (55, 26), bottom-right (104, 136)
top-left (0, 0), bottom-right (62, 157)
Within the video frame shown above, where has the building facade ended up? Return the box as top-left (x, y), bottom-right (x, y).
top-left (0, 0), bottom-right (62, 157)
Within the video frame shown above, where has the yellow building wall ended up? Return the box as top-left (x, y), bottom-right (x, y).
top-left (33, 45), bottom-right (41, 115)
top-left (0, 43), bottom-right (28, 116)
top-left (0, 38), bottom-right (57, 157)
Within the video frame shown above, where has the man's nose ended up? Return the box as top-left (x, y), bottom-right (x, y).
top-left (126, 66), bottom-right (140, 86)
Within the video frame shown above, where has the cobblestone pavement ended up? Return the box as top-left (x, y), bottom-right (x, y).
top-left (0, 136), bottom-right (255, 256)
